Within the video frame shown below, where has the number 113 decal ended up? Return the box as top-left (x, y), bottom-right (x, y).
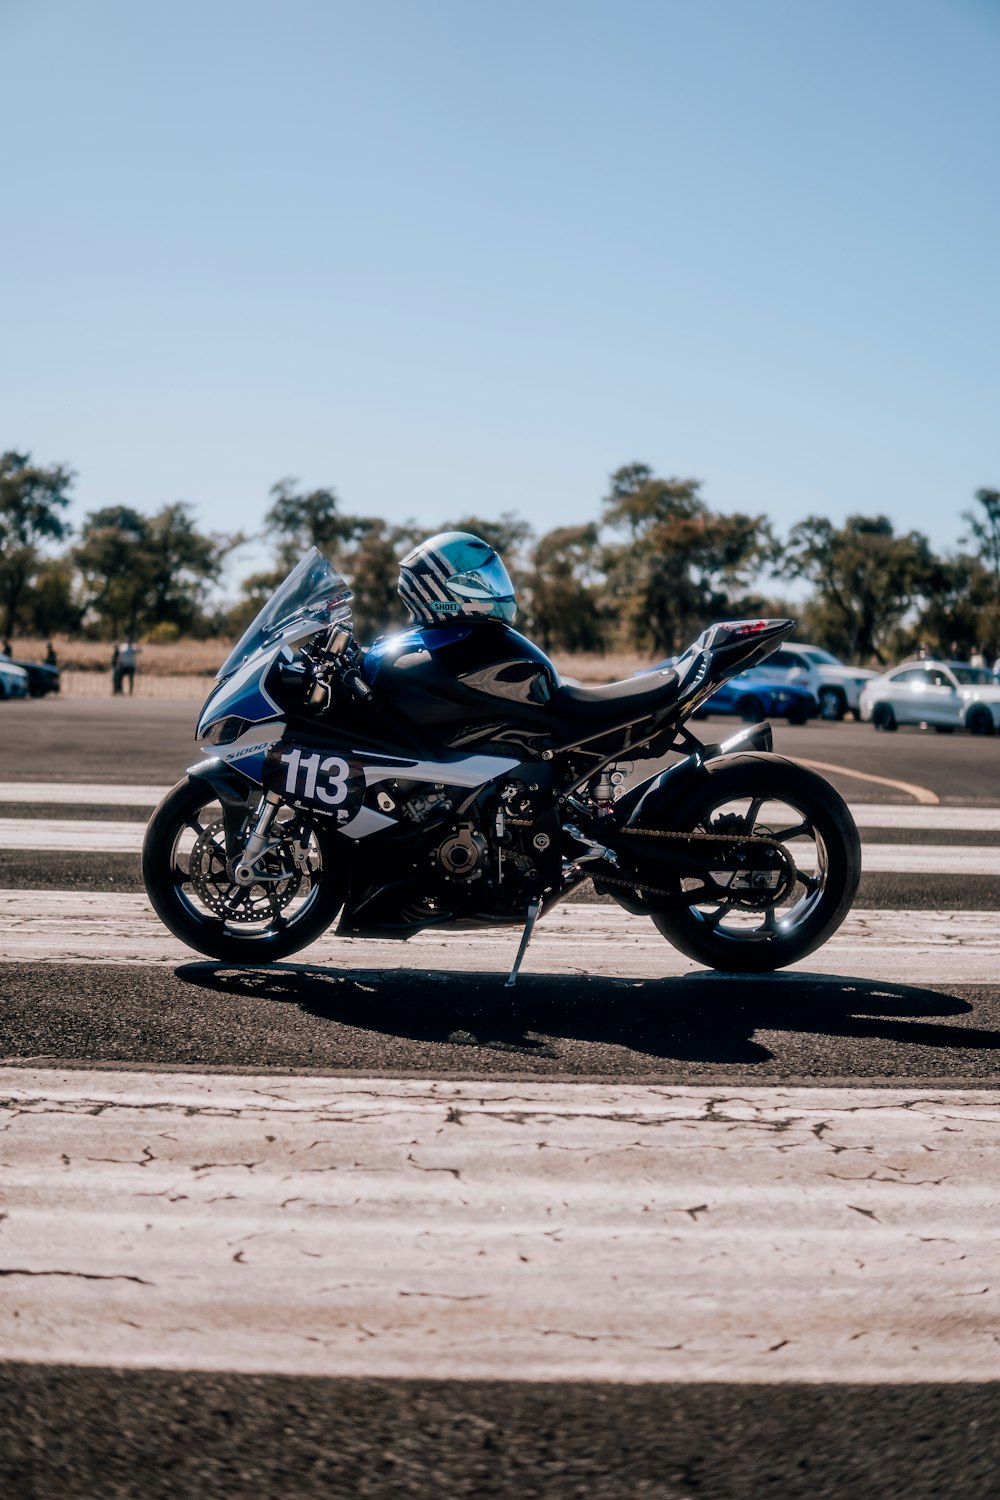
top-left (279, 747), bottom-right (352, 805)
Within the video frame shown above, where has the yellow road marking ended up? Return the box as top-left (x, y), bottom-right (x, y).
top-left (801, 759), bottom-right (939, 806)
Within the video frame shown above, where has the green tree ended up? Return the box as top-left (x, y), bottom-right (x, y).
top-left (74, 506), bottom-right (153, 638)
top-left (265, 478), bottom-right (375, 568)
top-left (0, 451), bottom-right (74, 635)
top-left (345, 521), bottom-right (425, 641)
top-left (75, 503), bottom-right (236, 638)
top-left (262, 478), bottom-right (426, 641)
top-left (601, 464), bottom-right (773, 655)
top-left (913, 553), bottom-right (1000, 661)
top-left (145, 503), bottom-right (242, 636)
top-left (23, 557), bottom-right (82, 637)
top-left (962, 488), bottom-right (1000, 602)
top-left (781, 514), bottom-right (935, 663)
top-left (525, 522), bottom-right (607, 653)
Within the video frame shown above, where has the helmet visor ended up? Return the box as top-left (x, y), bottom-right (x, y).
top-left (446, 554), bottom-right (514, 603)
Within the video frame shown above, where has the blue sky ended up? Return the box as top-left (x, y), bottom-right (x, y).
top-left (2, 0), bottom-right (998, 588)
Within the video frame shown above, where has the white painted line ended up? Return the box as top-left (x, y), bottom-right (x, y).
top-left (0, 785), bottom-right (997, 827)
top-left (860, 843), bottom-right (1000, 874)
top-left (1, 892), bottom-right (996, 982)
top-left (849, 804), bottom-right (1000, 831)
top-left (0, 781), bottom-right (167, 807)
top-left (756, 800), bottom-right (1000, 831)
top-left (3, 1070), bottom-right (1000, 1383)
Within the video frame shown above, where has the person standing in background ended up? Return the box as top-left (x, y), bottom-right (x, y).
top-left (111, 642), bottom-right (121, 694)
top-left (118, 638), bottom-right (139, 695)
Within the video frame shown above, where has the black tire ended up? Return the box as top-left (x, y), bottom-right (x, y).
top-left (785, 703), bottom-right (810, 726)
top-left (649, 753), bottom-right (861, 973)
top-left (739, 694), bottom-right (765, 723)
top-left (142, 777), bottom-right (348, 962)
top-left (967, 705), bottom-right (995, 737)
top-left (933, 725), bottom-right (955, 734)
top-left (818, 686), bottom-right (845, 722)
top-left (872, 702), bottom-right (897, 732)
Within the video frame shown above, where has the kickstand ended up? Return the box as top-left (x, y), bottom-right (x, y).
top-left (505, 898), bottom-right (541, 989)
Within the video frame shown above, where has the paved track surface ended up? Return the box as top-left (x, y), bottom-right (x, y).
top-left (3, 698), bottom-right (1000, 1497)
top-left (3, 693), bottom-right (1000, 801)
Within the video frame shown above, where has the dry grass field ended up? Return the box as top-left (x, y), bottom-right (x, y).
top-left (14, 636), bottom-right (658, 699)
top-left (14, 637), bottom-right (226, 677)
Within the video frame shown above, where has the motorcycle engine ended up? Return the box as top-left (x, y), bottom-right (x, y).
top-left (430, 823), bottom-right (489, 882)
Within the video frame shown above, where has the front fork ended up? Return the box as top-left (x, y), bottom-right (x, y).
top-left (229, 791), bottom-right (283, 886)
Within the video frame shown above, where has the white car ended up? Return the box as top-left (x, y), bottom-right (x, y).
top-left (859, 659), bottom-right (1000, 735)
top-left (760, 643), bottom-right (878, 721)
top-left (0, 657), bottom-right (30, 699)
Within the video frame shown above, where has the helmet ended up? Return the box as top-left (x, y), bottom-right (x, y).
top-left (398, 531), bottom-right (517, 625)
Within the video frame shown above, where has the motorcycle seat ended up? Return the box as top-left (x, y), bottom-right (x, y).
top-left (551, 667), bottom-right (680, 725)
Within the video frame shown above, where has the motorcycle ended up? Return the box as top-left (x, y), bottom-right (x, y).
top-left (142, 548), bottom-right (861, 983)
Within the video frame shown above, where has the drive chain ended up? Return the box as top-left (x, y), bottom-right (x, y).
top-left (503, 817), bottom-right (781, 900)
top-left (507, 814), bottom-right (774, 846)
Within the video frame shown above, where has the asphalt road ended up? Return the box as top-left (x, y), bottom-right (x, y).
top-left (3, 696), bottom-right (1000, 1499)
top-left (2, 694), bottom-right (999, 801)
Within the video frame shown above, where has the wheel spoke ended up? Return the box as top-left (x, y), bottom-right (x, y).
top-left (771, 820), bottom-right (812, 843)
top-left (265, 888), bottom-right (287, 926)
top-left (744, 797), bottom-right (764, 831)
top-left (222, 888), bottom-right (252, 920)
top-left (695, 904), bottom-right (727, 928)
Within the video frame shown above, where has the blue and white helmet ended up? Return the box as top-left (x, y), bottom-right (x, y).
top-left (398, 532), bottom-right (517, 625)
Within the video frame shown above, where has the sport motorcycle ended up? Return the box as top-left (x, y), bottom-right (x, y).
top-left (142, 549), bottom-right (861, 982)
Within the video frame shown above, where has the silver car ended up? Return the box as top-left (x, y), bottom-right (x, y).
top-left (859, 659), bottom-right (1000, 735)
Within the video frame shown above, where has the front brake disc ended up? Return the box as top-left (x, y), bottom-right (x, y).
top-left (188, 816), bottom-right (304, 921)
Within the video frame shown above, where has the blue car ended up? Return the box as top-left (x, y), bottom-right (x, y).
top-left (696, 665), bottom-right (818, 724)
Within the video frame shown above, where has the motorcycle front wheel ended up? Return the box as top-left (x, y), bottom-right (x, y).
top-left (648, 753), bottom-right (861, 972)
top-left (142, 777), bottom-right (348, 962)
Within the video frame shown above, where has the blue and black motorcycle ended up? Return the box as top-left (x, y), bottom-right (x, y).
top-left (142, 548), bottom-right (861, 981)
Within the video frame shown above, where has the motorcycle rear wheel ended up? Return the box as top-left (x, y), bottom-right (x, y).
top-left (142, 777), bottom-right (347, 962)
top-left (648, 754), bottom-right (861, 972)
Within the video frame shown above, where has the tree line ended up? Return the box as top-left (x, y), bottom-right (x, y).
top-left (2, 447), bottom-right (999, 664)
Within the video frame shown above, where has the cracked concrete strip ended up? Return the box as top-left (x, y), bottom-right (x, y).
top-left (1, 891), bottom-right (1000, 981)
top-left (2, 1069), bottom-right (1000, 1382)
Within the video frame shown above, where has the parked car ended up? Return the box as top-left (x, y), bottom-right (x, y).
top-left (0, 658), bottom-right (30, 699)
top-left (859, 660), bottom-right (1000, 735)
top-left (0, 653), bottom-right (61, 696)
top-left (754, 643), bottom-right (877, 721)
top-left (695, 665), bottom-right (818, 724)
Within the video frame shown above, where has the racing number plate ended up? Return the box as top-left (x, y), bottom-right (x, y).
top-left (263, 742), bottom-right (366, 821)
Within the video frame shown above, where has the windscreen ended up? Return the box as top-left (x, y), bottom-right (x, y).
top-left (952, 665), bottom-right (995, 686)
top-left (217, 548), bottom-right (353, 680)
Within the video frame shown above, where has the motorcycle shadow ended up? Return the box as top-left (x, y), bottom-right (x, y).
top-left (173, 961), bottom-right (988, 1067)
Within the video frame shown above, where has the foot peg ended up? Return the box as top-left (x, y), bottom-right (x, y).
top-left (505, 898), bottom-right (540, 988)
